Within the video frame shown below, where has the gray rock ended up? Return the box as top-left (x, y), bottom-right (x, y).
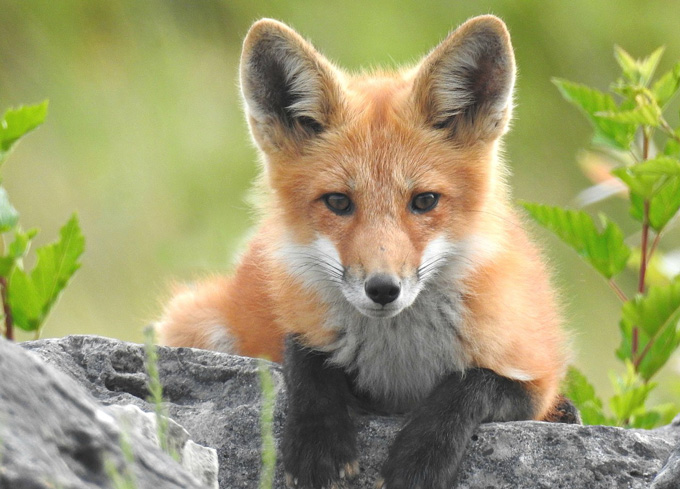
top-left (650, 416), bottom-right (680, 489)
top-left (17, 335), bottom-right (680, 488)
top-left (106, 404), bottom-right (219, 488)
top-left (0, 336), bottom-right (208, 489)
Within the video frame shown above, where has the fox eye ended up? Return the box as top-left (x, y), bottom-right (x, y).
top-left (322, 193), bottom-right (353, 215)
top-left (410, 192), bottom-right (440, 213)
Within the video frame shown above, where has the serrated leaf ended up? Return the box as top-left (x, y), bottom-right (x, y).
top-left (553, 78), bottom-right (636, 151)
top-left (0, 101), bottom-right (49, 165)
top-left (664, 135), bottom-right (680, 158)
top-left (521, 202), bottom-right (631, 279)
top-left (596, 102), bottom-right (661, 127)
top-left (653, 62), bottom-right (680, 107)
top-left (617, 277), bottom-right (680, 381)
top-left (8, 228), bottom-right (38, 260)
top-left (647, 402), bottom-right (679, 426)
top-left (639, 47), bottom-right (665, 86)
top-left (612, 156), bottom-right (680, 199)
top-left (0, 186), bottom-right (19, 233)
top-left (608, 362), bottom-right (658, 426)
top-left (614, 46), bottom-right (639, 81)
top-left (7, 214), bottom-right (84, 332)
top-left (563, 366), bottom-right (608, 425)
top-left (0, 256), bottom-right (15, 277)
top-left (0, 228), bottom-right (39, 278)
top-left (629, 177), bottom-right (680, 231)
top-left (629, 410), bottom-right (661, 429)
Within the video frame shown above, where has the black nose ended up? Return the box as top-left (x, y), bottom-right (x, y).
top-left (364, 274), bottom-right (401, 306)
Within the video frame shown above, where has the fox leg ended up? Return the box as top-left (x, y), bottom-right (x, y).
top-left (379, 368), bottom-right (535, 489)
top-left (282, 337), bottom-right (360, 489)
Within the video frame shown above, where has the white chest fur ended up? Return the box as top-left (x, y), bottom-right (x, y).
top-left (322, 286), bottom-right (471, 412)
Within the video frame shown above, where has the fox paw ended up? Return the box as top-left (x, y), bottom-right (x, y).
top-left (379, 425), bottom-right (465, 489)
top-left (283, 414), bottom-right (359, 489)
top-left (286, 460), bottom-right (359, 489)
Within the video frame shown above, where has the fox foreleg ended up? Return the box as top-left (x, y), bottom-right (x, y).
top-left (282, 337), bottom-right (360, 489)
top-left (379, 368), bottom-right (535, 489)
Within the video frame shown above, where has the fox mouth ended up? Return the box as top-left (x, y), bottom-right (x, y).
top-left (355, 304), bottom-right (404, 319)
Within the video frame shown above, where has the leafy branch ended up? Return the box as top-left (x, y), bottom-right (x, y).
top-left (0, 101), bottom-right (84, 341)
top-left (523, 46), bottom-right (680, 428)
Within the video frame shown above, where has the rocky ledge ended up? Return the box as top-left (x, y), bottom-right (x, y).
top-left (0, 335), bottom-right (677, 488)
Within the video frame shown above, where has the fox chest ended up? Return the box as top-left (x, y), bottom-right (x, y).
top-left (325, 290), bottom-right (471, 413)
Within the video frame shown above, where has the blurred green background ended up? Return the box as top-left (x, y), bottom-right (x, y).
top-left (1, 0), bottom-right (679, 403)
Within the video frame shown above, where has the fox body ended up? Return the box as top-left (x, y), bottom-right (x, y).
top-left (157, 15), bottom-right (574, 488)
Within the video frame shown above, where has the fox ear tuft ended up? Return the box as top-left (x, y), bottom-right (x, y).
top-left (412, 15), bottom-right (515, 142)
top-left (240, 19), bottom-right (342, 152)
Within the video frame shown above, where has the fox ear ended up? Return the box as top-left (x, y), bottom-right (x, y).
top-left (240, 19), bottom-right (343, 153)
top-left (412, 15), bottom-right (515, 142)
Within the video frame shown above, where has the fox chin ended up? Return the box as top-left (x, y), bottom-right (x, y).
top-left (156, 15), bottom-right (578, 489)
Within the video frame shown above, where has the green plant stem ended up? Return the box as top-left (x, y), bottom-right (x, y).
top-left (0, 277), bottom-right (13, 341)
top-left (143, 326), bottom-right (171, 457)
top-left (633, 130), bottom-right (652, 363)
top-left (660, 117), bottom-right (680, 142)
top-left (638, 200), bottom-right (651, 296)
top-left (648, 232), bottom-right (662, 261)
top-left (609, 279), bottom-right (628, 302)
top-left (258, 360), bottom-right (276, 489)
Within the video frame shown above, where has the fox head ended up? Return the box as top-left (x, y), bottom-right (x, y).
top-left (240, 16), bottom-right (515, 319)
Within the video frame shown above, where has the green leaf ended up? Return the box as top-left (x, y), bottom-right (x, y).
top-left (0, 101), bottom-right (49, 166)
top-left (608, 362), bottom-right (657, 425)
top-left (8, 228), bottom-right (38, 260)
top-left (652, 62), bottom-right (680, 107)
top-left (628, 176), bottom-right (680, 232)
top-left (629, 410), bottom-right (661, 429)
top-left (638, 47), bottom-right (665, 86)
top-left (596, 102), bottom-right (661, 127)
top-left (0, 256), bottom-right (14, 277)
top-left (7, 214), bottom-right (84, 332)
top-left (562, 366), bottom-right (608, 425)
top-left (614, 46), bottom-right (639, 81)
top-left (612, 156), bottom-right (680, 199)
top-left (553, 78), bottom-right (636, 150)
top-left (0, 227), bottom-right (39, 277)
top-left (664, 134), bottom-right (680, 158)
top-left (617, 277), bottom-right (680, 381)
top-left (521, 202), bottom-right (631, 279)
top-left (0, 186), bottom-right (19, 233)
top-left (647, 402), bottom-right (679, 426)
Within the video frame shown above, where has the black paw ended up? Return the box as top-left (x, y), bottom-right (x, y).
top-left (543, 395), bottom-right (582, 424)
top-left (285, 460), bottom-right (359, 489)
top-left (380, 444), bottom-right (460, 489)
top-left (379, 419), bottom-right (468, 489)
top-left (282, 417), bottom-right (359, 488)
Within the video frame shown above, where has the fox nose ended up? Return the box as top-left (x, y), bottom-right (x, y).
top-left (365, 274), bottom-right (401, 306)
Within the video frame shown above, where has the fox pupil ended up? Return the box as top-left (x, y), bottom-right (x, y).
top-left (411, 192), bottom-right (439, 213)
top-left (323, 193), bottom-right (353, 215)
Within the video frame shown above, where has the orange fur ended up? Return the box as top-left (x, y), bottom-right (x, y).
top-left (156, 16), bottom-right (568, 420)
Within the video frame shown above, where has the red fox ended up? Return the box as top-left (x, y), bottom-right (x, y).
top-left (157, 15), bottom-right (576, 488)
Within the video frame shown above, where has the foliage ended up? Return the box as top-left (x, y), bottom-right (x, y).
top-left (523, 47), bottom-right (680, 428)
top-left (104, 427), bottom-right (138, 489)
top-left (0, 101), bottom-right (84, 341)
top-left (258, 359), bottom-right (277, 489)
top-left (143, 325), bottom-right (178, 461)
